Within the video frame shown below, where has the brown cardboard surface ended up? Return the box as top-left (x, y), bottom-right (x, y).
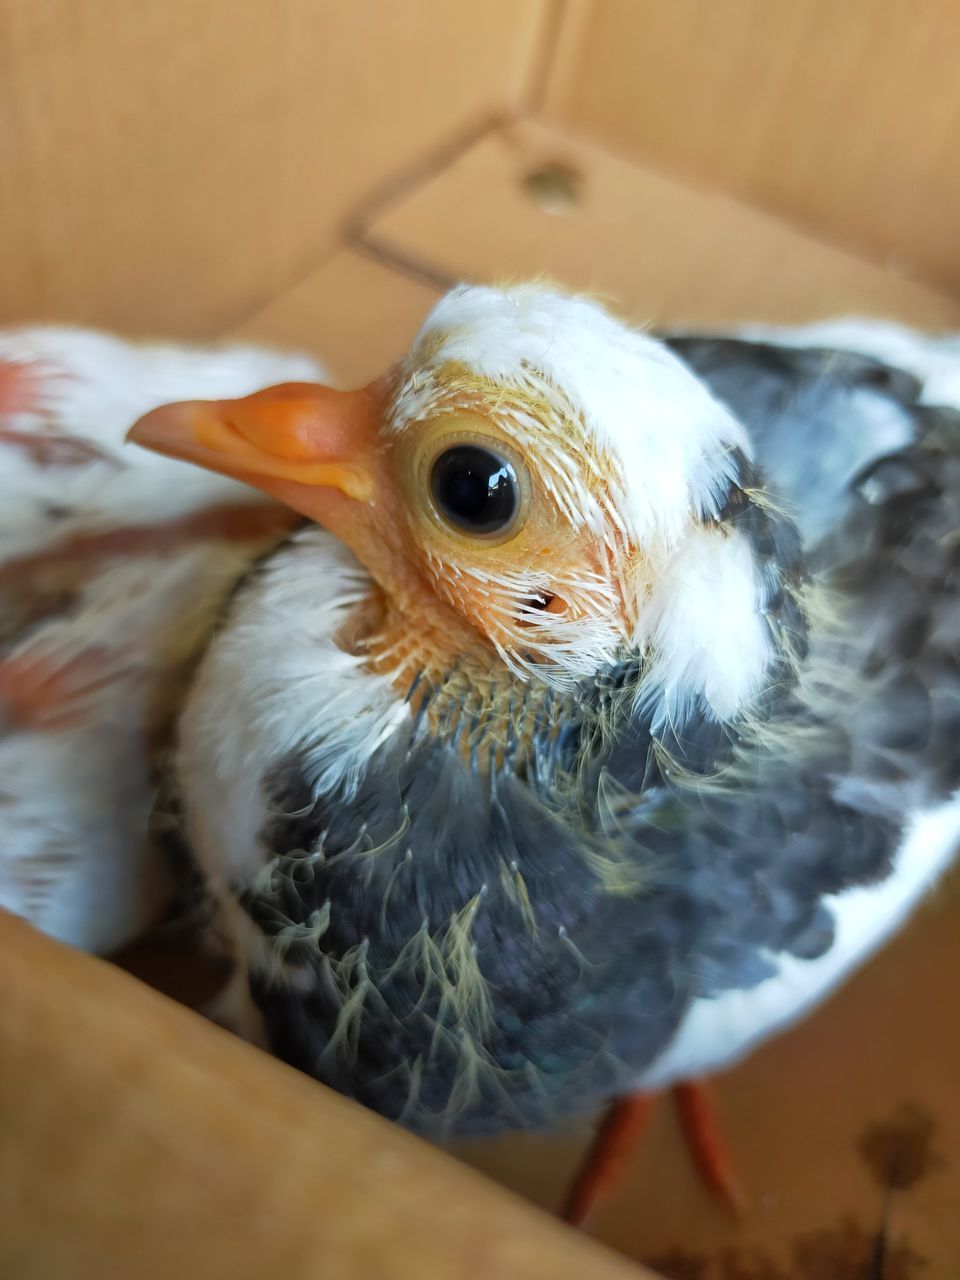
top-left (357, 120), bottom-right (960, 330)
top-left (0, 911), bottom-right (650, 1280)
top-left (543, 0), bottom-right (960, 296)
top-left (232, 248), bottom-right (441, 386)
top-left (0, 0), bottom-right (545, 337)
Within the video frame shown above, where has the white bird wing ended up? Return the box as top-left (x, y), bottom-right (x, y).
top-left (0, 328), bottom-right (325, 952)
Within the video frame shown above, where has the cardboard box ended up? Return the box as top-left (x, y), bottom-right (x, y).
top-left (3, 4), bottom-right (959, 1276)
top-left (0, 0), bottom-right (545, 335)
top-left (542, 0), bottom-right (960, 296)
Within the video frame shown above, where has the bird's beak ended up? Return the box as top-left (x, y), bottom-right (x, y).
top-left (127, 377), bottom-right (389, 524)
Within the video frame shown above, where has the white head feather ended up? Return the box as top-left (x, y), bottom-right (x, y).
top-left (391, 284), bottom-right (750, 550)
top-left (388, 285), bottom-right (775, 713)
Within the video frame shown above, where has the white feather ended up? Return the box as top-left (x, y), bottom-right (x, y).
top-left (637, 526), bottom-right (775, 723)
top-left (392, 285), bottom-right (751, 550)
top-left (0, 327), bottom-right (326, 951)
top-left (0, 327), bottom-right (321, 562)
top-left (177, 529), bottom-right (409, 891)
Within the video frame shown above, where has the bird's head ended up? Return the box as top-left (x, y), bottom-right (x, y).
top-left (130, 285), bottom-right (801, 740)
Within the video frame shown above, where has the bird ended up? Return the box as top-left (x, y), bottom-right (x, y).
top-left (0, 327), bottom-right (323, 952)
top-left (3, 285), bottom-right (958, 1222)
top-left (122, 283), bottom-right (960, 1221)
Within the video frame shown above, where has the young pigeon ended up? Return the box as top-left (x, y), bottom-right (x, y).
top-left (0, 330), bottom-right (321, 952)
top-left (128, 284), bottom-right (960, 1217)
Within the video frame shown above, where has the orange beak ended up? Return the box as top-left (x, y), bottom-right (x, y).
top-left (127, 377), bottom-right (390, 525)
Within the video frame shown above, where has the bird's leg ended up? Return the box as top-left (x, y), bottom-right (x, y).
top-left (672, 1081), bottom-right (747, 1213)
top-left (562, 1081), bottom-right (745, 1227)
top-left (562, 1092), bottom-right (657, 1226)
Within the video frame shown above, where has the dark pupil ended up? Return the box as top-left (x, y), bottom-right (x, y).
top-left (430, 445), bottom-right (518, 535)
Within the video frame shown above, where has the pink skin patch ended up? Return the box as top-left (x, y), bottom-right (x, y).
top-left (0, 648), bottom-right (116, 731)
top-left (0, 502), bottom-right (301, 592)
top-left (0, 427), bottom-right (123, 469)
top-left (0, 358), bottom-right (53, 419)
top-left (0, 357), bottom-right (115, 469)
top-left (0, 504), bottom-right (300, 731)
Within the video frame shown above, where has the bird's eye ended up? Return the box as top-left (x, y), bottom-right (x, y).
top-left (429, 444), bottom-right (521, 537)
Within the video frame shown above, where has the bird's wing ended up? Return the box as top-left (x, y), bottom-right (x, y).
top-left (666, 320), bottom-right (960, 542)
top-left (737, 316), bottom-right (960, 408)
top-left (667, 322), bottom-right (960, 824)
top-left (0, 328), bottom-right (324, 952)
top-left (640, 327), bottom-right (960, 1079)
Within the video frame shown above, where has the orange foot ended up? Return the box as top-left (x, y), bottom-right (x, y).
top-left (562, 1080), bottom-right (747, 1228)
